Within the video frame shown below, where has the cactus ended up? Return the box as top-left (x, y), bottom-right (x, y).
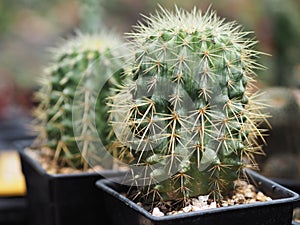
top-left (260, 87), bottom-right (300, 128)
top-left (110, 6), bottom-right (268, 207)
top-left (262, 153), bottom-right (300, 179)
top-left (33, 32), bottom-right (125, 171)
top-left (257, 87), bottom-right (300, 178)
top-left (257, 87), bottom-right (300, 155)
top-left (79, 0), bottom-right (105, 33)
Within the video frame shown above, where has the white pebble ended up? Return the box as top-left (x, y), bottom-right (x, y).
top-left (191, 205), bottom-right (202, 211)
top-left (182, 205), bottom-right (193, 212)
top-left (266, 197), bottom-right (272, 201)
top-left (198, 195), bottom-right (209, 203)
top-left (152, 207), bottom-right (164, 217)
top-left (209, 202), bottom-right (217, 209)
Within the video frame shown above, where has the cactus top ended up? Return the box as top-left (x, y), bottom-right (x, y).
top-left (111, 6), bottom-right (267, 204)
top-left (50, 32), bottom-right (121, 59)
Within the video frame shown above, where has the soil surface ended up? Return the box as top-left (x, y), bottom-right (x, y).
top-left (128, 179), bottom-right (272, 217)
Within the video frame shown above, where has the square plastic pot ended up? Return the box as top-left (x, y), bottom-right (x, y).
top-left (0, 196), bottom-right (29, 225)
top-left (271, 177), bottom-right (300, 195)
top-left (96, 169), bottom-right (300, 225)
top-left (16, 139), bottom-right (125, 225)
top-left (0, 117), bottom-right (35, 142)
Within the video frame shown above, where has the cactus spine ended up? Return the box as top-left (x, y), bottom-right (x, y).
top-left (110, 6), bottom-right (267, 205)
top-left (33, 32), bottom-right (124, 171)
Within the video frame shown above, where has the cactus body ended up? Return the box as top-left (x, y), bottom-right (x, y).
top-left (110, 7), bottom-right (267, 204)
top-left (33, 33), bottom-right (125, 171)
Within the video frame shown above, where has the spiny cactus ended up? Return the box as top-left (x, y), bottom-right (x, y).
top-left (33, 32), bottom-right (125, 171)
top-left (110, 6), bottom-right (268, 206)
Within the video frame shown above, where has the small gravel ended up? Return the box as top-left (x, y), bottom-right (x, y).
top-left (151, 179), bottom-right (272, 217)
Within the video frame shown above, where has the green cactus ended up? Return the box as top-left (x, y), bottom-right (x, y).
top-left (79, 0), bottom-right (105, 33)
top-left (33, 32), bottom-right (125, 171)
top-left (110, 6), bottom-right (268, 206)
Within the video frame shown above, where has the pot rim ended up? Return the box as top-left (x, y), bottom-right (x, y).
top-left (96, 168), bottom-right (300, 221)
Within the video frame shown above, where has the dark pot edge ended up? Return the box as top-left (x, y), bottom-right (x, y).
top-left (96, 168), bottom-right (300, 222)
top-left (15, 139), bottom-right (124, 179)
top-left (270, 177), bottom-right (300, 188)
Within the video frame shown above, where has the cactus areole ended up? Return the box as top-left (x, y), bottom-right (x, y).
top-left (110, 6), bottom-right (267, 205)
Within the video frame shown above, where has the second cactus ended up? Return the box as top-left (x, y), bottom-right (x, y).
top-left (33, 32), bottom-right (125, 172)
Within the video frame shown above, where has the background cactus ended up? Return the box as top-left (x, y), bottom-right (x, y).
top-left (259, 87), bottom-right (300, 130)
top-left (256, 87), bottom-right (300, 179)
top-left (33, 32), bottom-right (125, 172)
top-left (110, 6), bottom-right (268, 207)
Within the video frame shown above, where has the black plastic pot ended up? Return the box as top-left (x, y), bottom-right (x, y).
top-left (0, 197), bottom-right (29, 225)
top-left (0, 140), bottom-right (29, 225)
top-left (0, 117), bottom-right (36, 142)
top-left (96, 169), bottom-right (300, 225)
top-left (16, 139), bottom-right (125, 225)
top-left (271, 177), bottom-right (300, 194)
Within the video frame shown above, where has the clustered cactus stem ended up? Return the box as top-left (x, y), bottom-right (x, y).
top-left (110, 6), bottom-right (268, 206)
top-left (33, 32), bottom-right (125, 171)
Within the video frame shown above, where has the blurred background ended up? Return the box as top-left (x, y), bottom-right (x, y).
top-left (0, 0), bottom-right (300, 122)
top-left (0, 0), bottom-right (300, 198)
top-left (0, 0), bottom-right (300, 121)
top-left (0, 2), bottom-right (300, 224)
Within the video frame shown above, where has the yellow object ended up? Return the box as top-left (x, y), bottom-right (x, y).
top-left (0, 151), bottom-right (26, 196)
